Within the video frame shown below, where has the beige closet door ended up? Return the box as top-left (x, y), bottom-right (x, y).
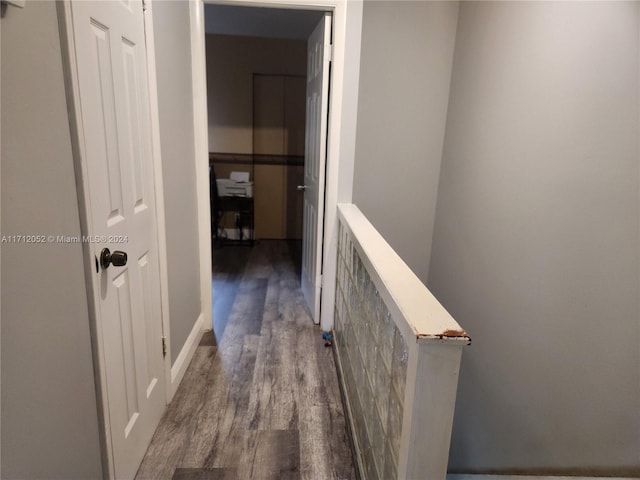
top-left (254, 75), bottom-right (286, 239)
top-left (253, 74), bottom-right (305, 240)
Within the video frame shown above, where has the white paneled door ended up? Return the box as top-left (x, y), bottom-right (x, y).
top-left (301, 13), bottom-right (332, 324)
top-left (66, 1), bottom-right (165, 479)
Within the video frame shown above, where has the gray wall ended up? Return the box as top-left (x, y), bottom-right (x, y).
top-left (153, 1), bottom-right (202, 362)
top-left (428, 2), bottom-right (640, 475)
top-left (1, 2), bottom-right (103, 478)
top-left (352, 0), bottom-right (459, 283)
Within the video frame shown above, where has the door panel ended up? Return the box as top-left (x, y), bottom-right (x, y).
top-left (122, 40), bottom-right (146, 208)
top-left (301, 13), bottom-right (331, 324)
top-left (68, 1), bottom-right (165, 478)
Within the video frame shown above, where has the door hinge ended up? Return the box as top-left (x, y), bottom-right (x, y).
top-left (161, 336), bottom-right (167, 357)
top-left (324, 43), bottom-right (333, 63)
top-left (142, 0), bottom-right (148, 12)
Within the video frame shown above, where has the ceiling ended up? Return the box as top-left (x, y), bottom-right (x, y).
top-left (204, 4), bottom-right (326, 40)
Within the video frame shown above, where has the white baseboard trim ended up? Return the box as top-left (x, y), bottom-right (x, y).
top-left (447, 476), bottom-right (636, 480)
top-left (168, 312), bottom-right (204, 399)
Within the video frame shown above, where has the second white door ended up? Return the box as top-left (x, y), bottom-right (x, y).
top-left (301, 13), bottom-right (332, 324)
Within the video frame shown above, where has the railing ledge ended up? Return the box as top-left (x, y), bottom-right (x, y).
top-left (337, 203), bottom-right (470, 346)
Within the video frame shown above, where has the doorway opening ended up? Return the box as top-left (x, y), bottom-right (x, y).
top-left (205, 4), bottom-right (331, 343)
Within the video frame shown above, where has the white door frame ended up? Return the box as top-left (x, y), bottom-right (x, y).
top-left (143, 0), bottom-right (210, 404)
top-left (193, 0), bottom-right (363, 332)
top-left (189, 0), bottom-right (212, 366)
top-left (0, 14), bottom-right (3, 480)
top-left (140, 0), bottom-right (176, 404)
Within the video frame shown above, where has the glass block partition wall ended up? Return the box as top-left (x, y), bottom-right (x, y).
top-left (333, 204), bottom-right (471, 480)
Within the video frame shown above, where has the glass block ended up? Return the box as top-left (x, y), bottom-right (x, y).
top-left (340, 314), bottom-right (348, 345)
top-left (341, 259), bottom-right (348, 290)
top-left (353, 254), bottom-right (359, 286)
top-left (361, 330), bottom-right (376, 370)
top-left (345, 232), bottom-right (350, 252)
top-left (344, 353), bottom-right (356, 396)
top-left (345, 363), bottom-right (357, 413)
top-left (383, 440), bottom-right (398, 480)
top-left (375, 296), bottom-right (388, 327)
top-left (349, 242), bottom-right (353, 269)
top-left (356, 322), bottom-right (366, 353)
top-left (386, 388), bottom-right (404, 464)
top-left (350, 313), bottom-right (360, 348)
top-left (361, 378), bottom-right (376, 429)
top-left (355, 307), bottom-right (367, 344)
top-left (359, 335), bottom-right (370, 370)
top-left (348, 284), bottom-right (358, 319)
top-left (340, 340), bottom-right (350, 375)
top-left (344, 257), bottom-right (350, 285)
top-left (379, 311), bottom-right (395, 372)
top-left (342, 226), bottom-right (348, 253)
top-left (342, 297), bottom-right (349, 328)
top-left (353, 351), bottom-right (366, 399)
top-left (391, 329), bottom-right (409, 401)
top-left (350, 244), bottom-right (357, 276)
top-left (334, 296), bottom-right (342, 326)
top-left (334, 313), bottom-right (341, 337)
top-left (345, 258), bottom-right (350, 281)
top-left (361, 278), bottom-right (370, 319)
top-left (333, 227), bottom-right (409, 480)
top-left (352, 256), bottom-right (359, 293)
top-left (349, 310), bottom-right (358, 345)
top-left (355, 393), bottom-right (369, 457)
top-left (334, 323), bottom-right (344, 348)
top-left (370, 410), bottom-right (385, 478)
top-left (363, 273), bottom-right (376, 321)
top-left (370, 290), bottom-right (384, 344)
top-left (373, 349), bottom-right (390, 425)
top-left (359, 256), bottom-right (366, 288)
top-left (349, 383), bottom-right (363, 435)
top-left (363, 444), bottom-right (378, 480)
top-left (356, 257), bottom-right (366, 295)
top-left (349, 276), bottom-right (357, 306)
top-left (343, 315), bottom-right (353, 350)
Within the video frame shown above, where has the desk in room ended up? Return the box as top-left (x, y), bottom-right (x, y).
top-left (217, 195), bottom-right (254, 245)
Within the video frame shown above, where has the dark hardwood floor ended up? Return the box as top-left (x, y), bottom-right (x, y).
top-left (135, 240), bottom-right (355, 480)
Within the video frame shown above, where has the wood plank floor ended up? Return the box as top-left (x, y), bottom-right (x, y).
top-left (135, 240), bottom-right (356, 480)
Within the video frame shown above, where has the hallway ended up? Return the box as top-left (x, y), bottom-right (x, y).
top-left (135, 241), bottom-right (356, 480)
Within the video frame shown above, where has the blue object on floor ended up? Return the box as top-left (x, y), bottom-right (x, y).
top-left (322, 331), bottom-right (333, 347)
